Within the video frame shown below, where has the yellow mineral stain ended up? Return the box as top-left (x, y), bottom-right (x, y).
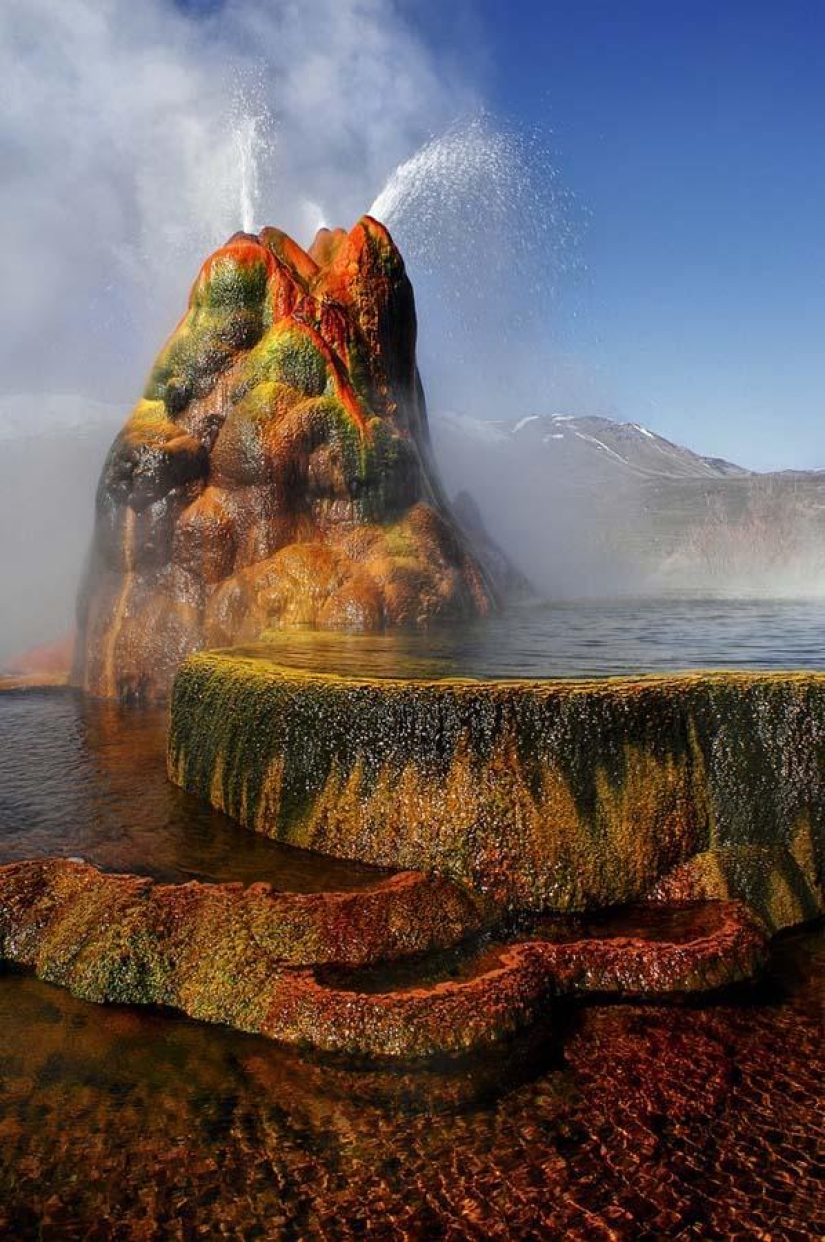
top-left (256, 755), bottom-right (285, 835)
top-left (790, 813), bottom-right (819, 897)
top-left (209, 754), bottom-right (226, 813)
top-left (103, 505), bottom-right (137, 699)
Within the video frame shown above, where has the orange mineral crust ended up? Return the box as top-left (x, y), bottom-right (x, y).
top-left (0, 858), bottom-right (765, 1057)
top-left (73, 219), bottom-right (495, 702)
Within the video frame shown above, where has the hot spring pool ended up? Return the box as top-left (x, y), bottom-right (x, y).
top-left (226, 595), bottom-right (825, 680)
top-left (1, 596), bottom-right (822, 1236)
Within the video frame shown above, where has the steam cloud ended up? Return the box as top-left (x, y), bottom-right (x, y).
top-left (0, 0), bottom-right (594, 660)
top-left (2, 1), bottom-right (816, 663)
top-left (0, 0), bottom-right (481, 658)
top-left (0, 0), bottom-right (476, 399)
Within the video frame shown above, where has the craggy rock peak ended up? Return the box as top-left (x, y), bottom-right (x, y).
top-left (74, 218), bottom-right (494, 701)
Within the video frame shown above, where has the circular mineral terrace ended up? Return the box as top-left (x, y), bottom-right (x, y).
top-left (168, 637), bottom-right (824, 931)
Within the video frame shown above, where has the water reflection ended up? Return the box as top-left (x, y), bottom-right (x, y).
top-left (0, 689), bottom-right (385, 890)
top-left (238, 596), bottom-right (825, 681)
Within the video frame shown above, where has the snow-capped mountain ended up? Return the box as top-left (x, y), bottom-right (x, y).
top-left (432, 411), bottom-right (749, 481)
top-left (430, 410), bottom-right (825, 597)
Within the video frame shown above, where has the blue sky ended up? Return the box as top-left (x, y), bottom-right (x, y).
top-left (409, 0), bottom-right (825, 469)
top-left (4, 1), bottom-right (823, 470)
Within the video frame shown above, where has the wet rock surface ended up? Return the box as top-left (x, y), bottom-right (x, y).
top-left (170, 658), bottom-right (825, 928)
top-left (74, 219), bottom-right (495, 702)
top-left (0, 929), bottom-right (820, 1238)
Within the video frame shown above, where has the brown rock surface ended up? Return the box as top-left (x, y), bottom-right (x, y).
top-left (0, 858), bottom-right (765, 1058)
top-left (74, 218), bottom-right (495, 701)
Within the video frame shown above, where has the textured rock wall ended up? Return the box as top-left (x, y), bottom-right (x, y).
top-left (169, 656), bottom-right (824, 929)
top-left (74, 219), bottom-right (493, 701)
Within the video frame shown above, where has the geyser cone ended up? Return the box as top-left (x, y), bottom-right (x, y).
top-left (74, 218), bottom-right (496, 701)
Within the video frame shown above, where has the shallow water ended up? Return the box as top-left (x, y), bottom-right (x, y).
top-left (238, 595), bottom-right (825, 680)
top-left (0, 689), bottom-right (384, 890)
top-left (0, 931), bottom-right (821, 1238)
top-left (322, 903), bottom-right (733, 996)
top-left (1, 616), bottom-right (823, 1236)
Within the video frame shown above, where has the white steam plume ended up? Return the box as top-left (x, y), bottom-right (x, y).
top-left (0, 0), bottom-right (475, 401)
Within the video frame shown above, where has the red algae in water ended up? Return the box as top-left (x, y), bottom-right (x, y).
top-left (0, 930), bottom-right (821, 1238)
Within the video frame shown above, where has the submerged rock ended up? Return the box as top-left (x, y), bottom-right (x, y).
top-left (74, 219), bottom-right (496, 701)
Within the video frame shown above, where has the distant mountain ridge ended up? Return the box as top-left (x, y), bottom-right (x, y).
top-left (433, 411), bottom-right (751, 480)
top-left (430, 410), bottom-right (825, 597)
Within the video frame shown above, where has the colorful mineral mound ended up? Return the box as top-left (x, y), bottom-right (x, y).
top-left (74, 219), bottom-right (495, 701)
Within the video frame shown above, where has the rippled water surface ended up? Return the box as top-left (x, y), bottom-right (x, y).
top-left (0, 933), bottom-right (821, 1238)
top-left (238, 596), bottom-right (825, 680)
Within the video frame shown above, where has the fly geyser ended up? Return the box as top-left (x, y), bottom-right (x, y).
top-left (3, 206), bottom-right (823, 1078)
top-left (74, 218), bottom-right (494, 701)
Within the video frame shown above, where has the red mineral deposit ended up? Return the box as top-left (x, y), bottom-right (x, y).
top-left (73, 219), bottom-right (497, 702)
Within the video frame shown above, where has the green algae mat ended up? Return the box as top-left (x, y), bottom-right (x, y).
top-left (169, 645), bottom-right (825, 930)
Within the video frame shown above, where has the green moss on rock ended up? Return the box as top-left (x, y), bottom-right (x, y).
top-left (168, 658), bottom-right (824, 925)
top-left (240, 325), bottom-right (332, 397)
top-left (192, 251), bottom-right (271, 312)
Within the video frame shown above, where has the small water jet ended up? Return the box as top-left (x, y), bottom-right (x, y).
top-left (368, 114), bottom-right (581, 291)
top-left (233, 115), bottom-right (263, 233)
top-left (230, 93), bottom-right (275, 234)
top-left (367, 115), bottom-right (586, 420)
